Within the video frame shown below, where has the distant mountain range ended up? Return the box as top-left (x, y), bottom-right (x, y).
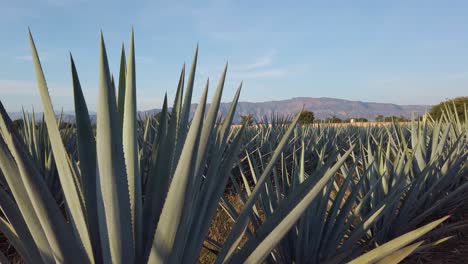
top-left (9, 97), bottom-right (430, 123)
top-left (144, 97), bottom-right (430, 122)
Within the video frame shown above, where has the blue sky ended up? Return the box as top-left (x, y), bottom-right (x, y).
top-left (1, 0), bottom-right (468, 112)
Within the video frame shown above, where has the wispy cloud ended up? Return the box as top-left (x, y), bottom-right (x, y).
top-left (240, 51), bottom-right (275, 70)
top-left (15, 55), bottom-right (33, 62)
top-left (196, 50), bottom-right (297, 84)
top-left (233, 68), bottom-right (290, 79)
top-left (45, 0), bottom-right (88, 7)
top-left (230, 51), bottom-right (296, 80)
top-left (15, 51), bottom-right (54, 62)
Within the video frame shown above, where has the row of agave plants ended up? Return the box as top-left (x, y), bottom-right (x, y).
top-left (225, 107), bottom-right (467, 263)
top-left (0, 30), bottom-right (466, 263)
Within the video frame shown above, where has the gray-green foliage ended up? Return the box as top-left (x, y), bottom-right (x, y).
top-left (0, 30), bottom-right (248, 264)
top-left (0, 30), bottom-right (465, 264)
top-left (222, 107), bottom-right (467, 263)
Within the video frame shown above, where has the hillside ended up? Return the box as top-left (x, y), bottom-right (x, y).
top-left (145, 97), bottom-right (429, 122)
top-left (9, 97), bottom-right (429, 123)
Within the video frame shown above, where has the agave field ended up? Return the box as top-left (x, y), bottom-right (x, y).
top-left (0, 31), bottom-right (466, 264)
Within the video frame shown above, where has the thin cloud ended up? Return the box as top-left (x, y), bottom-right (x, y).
top-left (15, 51), bottom-right (53, 62)
top-left (241, 51), bottom-right (275, 70)
top-left (15, 55), bottom-right (33, 62)
top-left (233, 68), bottom-right (290, 79)
top-left (232, 51), bottom-right (296, 80)
top-left (45, 0), bottom-right (88, 7)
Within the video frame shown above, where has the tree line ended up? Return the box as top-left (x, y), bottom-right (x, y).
top-left (239, 96), bottom-right (467, 125)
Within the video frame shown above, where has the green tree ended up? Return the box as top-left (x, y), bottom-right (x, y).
top-left (430, 96), bottom-right (468, 120)
top-left (375, 115), bottom-right (384, 122)
top-left (345, 118), bottom-right (368, 123)
top-left (240, 114), bottom-right (254, 126)
top-left (325, 116), bottom-right (342, 123)
top-left (354, 118), bottom-right (368, 122)
top-left (383, 116), bottom-right (409, 122)
top-left (297, 110), bottom-right (315, 125)
top-left (12, 119), bottom-right (23, 129)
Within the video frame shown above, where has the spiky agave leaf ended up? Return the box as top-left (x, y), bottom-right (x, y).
top-left (0, 95), bottom-right (86, 264)
top-left (122, 29), bottom-right (142, 260)
top-left (28, 30), bottom-right (93, 263)
top-left (0, 29), bottom-right (466, 264)
top-left (149, 80), bottom-right (209, 263)
top-left (347, 216), bottom-right (449, 264)
top-left (70, 54), bottom-right (100, 262)
top-left (95, 32), bottom-right (134, 263)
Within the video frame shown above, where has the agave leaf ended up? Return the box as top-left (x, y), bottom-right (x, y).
top-left (171, 46), bottom-right (198, 173)
top-left (171, 64), bottom-right (185, 129)
top-left (215, 112), bottom-right (301, 263)
top-left (184, 124), bottom-right (246, 262)
top-left (157, 64), bottom-right (185, 182)
top-left (236, 146), bottom-right (355, 264)
top-left (149, 80), bottom-right (208, 263)
top-left (95, 32), bottom-right (134, 264)
top-left (0, 187), bottom-right (41, 263)
top-left (220, 197), bottom-right (241, 223)
top-left (0, 127), bottom-right (50, 264)
top-left (321, 168), bottom-right (370, 255)
top-left (0, 249), bottom-right (8, 264)
top-left (413, 236), bottom-right (454, 253)
top-left (184, 75), bottom-right (243, 261)
top-left (0, 217), bottom-right (30, 262)
top-left (319, 160), bottom-right (359, 252)
top-left (111, 75), bottom-right (117, 105)
top-left (31, 110), bottom-right (39, 164)
top-left (375, 241), bottom-right (424, 264)
top-left (122, 30), bottom-right (142, 259)
top-left (70, 54), bottom-right (100, 262)
top-left (194, 63), bottom-right (227, 175)
top-left (117, 43), bottom-right (127, 123)
top-left (217, 83), bottom-right (242, 145)
top-left (204, 237), bottom-right (223, 254)
top-left (28, 30), bottom-right (93, 263)
top-left (141, 95), bottom-right (169, 259)
top-left (221, 224), bottom-right (249, 264)
top-left (0, 98), bottom-right (85, 263)
top-left (347, 216), bottom-right (449, 264)
top-left (406, 180), bottom-right (468, 231)
top-left (141, 66), bottom-right (184, 260)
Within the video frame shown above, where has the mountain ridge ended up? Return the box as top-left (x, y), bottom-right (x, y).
top-left (144, 97), bottom-right (429, 122)
top-left (8, 97), bottom-right (430, 123)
